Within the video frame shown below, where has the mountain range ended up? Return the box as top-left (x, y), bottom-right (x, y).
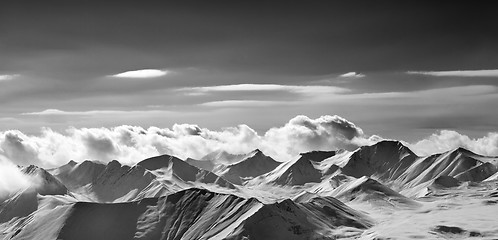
top-left (1, 140), bottom-right (497, 239)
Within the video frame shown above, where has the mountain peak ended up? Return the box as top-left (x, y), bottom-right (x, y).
top-left (67, 160), bottom-right (77, 166)
top-left (219, 150), bottom-right (281, 184)
top-left (299, 150), bottom-right (336, 162)
top-left (452, 147), bottom-right (473, 155)
top-left (136, 154), bottom-right (180, 171)
top-left (252, 148), bottom-right (263, 154)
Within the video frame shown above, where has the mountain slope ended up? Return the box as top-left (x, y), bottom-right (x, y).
top-left (300, 150), bottom-right (336, 163)
top-left (5, 188), bottom-right (372, 240)
top-left (137, 154), bottom-right (235, 189)
top-left (254, 155), bottom-right (323, 186)
top-left (218, 149), bottom-right (281, 185)
top-left (341, 140), bottom-right (418, 180)
top-left (201, 149), bottom-right (250, 165)
top-left (340, 141), bottom-right (498, 187)
top-left (50, 160), bottom-right (107, 189)
top-left (185, 157), bottom-right (216, 172)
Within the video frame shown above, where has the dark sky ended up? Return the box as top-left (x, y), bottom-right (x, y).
top-left (1, 1), bottom-right (497, 141)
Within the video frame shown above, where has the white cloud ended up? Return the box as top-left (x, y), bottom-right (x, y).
top-left (262, 115), bottom-right (374, 159)
top-left (0, 74), bottom-right (20, 81)
top-left (111, 69), bottom-right (168, 78)
top-left (0, 155), bottom-right (39, 199)
top-left (1, 115), bottom-right (496, 169)
top-left (406, 69), bottom-right (498, 77)
top-left (180, 84), bottom-right (349, 95)
top-left (199, 100), bottom-right (284, 107)
top-left (339, 72), bottom-right (365, 78)
top-left (409, 130), bottom-right (498, 156)
top-left (0, 115), bottom-right (376, 167)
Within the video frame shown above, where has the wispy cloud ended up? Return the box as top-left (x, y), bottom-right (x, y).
top-left (181, 84), bottom-right (349, 95)
top-left (406, 69), bottom-right (498, 77)
top-left (21, 109), bottom-right (171, 116)
top-left (339, 72), bottom-right (365, 78)
top-left (0, 74), bottom-right (20, 81)
top-left (110, 69), bottom-right (168, 78)
top-left (199, 100), bottom-right (285, 107)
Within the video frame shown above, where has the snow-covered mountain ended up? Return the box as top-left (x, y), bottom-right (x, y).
top-left (1, 141), bottom-right (498, 239)
top-left (215, 149), bottom-right (282, 184)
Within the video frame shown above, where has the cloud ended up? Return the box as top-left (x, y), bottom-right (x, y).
top-left (21, 109), bottom-right (172, 116)
top-left (180, 84), bottom-right (349, 95)
top-left (339, 72), bottom-right (365, 78)
top-left (409, 130), bottom-right (498, 156)
top-left (199, 100), bottom-right (284, 107)
top-left (0, 131), bottom-right (40, 166)
top-left (0, 115), bottom-right (377, 167)
top-left (110, 69), bottom-right (168, 78)
top-left (0, 74), bottom-right (20, 81)
top-left (263, 115), bottom-right (374, 159)
top-left (1, 115), bottom-right (496, 169)
top-left (406, 69), bottom-right (498, 77)
top-left (0, 156), bottom-right (39, 199)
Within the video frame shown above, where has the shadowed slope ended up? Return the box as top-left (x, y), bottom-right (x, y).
top-left (340, 141), bottom-right (498, 187)
top-left (137, 154), bottom-right (235, 189)
top-left (6, 188), bottom-right (372, 240)
top-left (218, 149), bottom-right (281, 185)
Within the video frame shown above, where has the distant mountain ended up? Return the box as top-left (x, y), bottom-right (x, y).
top-left (137, 154), bottom-right (235, 189)
top-left (341, 140), bottom-right (418, 180)
top-left (300, 150), bottom-right (336, 162)
top-left (339, 141), bottom-right (498, 187)
top-left (201, 149), bottom-right (250, 165)
top-left (217, 149), bottom-right (281, 185)
top-left (257, 155), bottom-right (323, 186)
top-left (50, 160), bottom-right (107, 189)
top-left (185, 157), bottom-right (216, 172)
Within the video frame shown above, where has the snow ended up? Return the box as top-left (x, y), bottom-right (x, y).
top-left (1, 142), bottom-right (498, 239)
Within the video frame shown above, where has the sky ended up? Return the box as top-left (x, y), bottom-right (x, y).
top-left (0, 2), bottom-right (497, 166)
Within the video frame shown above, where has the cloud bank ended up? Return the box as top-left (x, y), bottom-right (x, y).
top-left (0, 115), bottom-right (376, 167)
top-left (0, 115), bottom-right (496, 170)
